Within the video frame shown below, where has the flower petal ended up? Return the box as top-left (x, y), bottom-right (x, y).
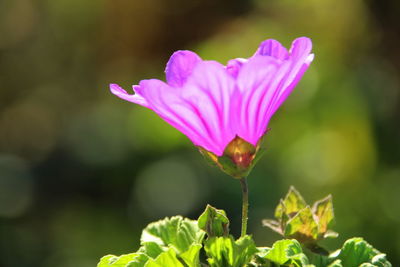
top-left (236, 56), bottom-right (291, 145)
top-left (255, 39), bottom-right (289, 60)
top-left (270, 37), bottom-right (314, 114)
top-left (165, 50), bottom-right (202, 87)
top-left (139, 61), bottom-right (236, 156)
top-left (110, 83), bottom-right (150, 108)
top-left (226, 58), bottom-right (247, 78)
top-left (182, 61), bottom-right (237, 154)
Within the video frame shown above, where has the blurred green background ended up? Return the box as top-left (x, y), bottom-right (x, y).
top-left (0, 0), bottom-right (399, 266)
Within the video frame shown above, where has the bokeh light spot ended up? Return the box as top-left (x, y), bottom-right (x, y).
top-left (133, 158), bottom-right (201, 218)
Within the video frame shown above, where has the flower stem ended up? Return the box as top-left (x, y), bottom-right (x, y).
top-left (239, 177), bottom-right (249, 238)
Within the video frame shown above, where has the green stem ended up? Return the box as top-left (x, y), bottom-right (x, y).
top-left (239, 177), bottom-right (249, 238)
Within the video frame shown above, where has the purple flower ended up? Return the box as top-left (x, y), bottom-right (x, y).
top-left (111, 37), bottom-right (313, 176)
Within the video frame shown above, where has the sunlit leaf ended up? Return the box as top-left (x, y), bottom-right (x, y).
top-left (282, 186), bottom-right (307, 216)
top-left (205, 235), bottom-right (257, 267)
top-left (198, 205), bottom-right (229, 237)
top-left (327, 259), bottom-right (343, 267)
top-left (312, 195), bottom-right (335, 235)
top-left (260, 239), bottom-right (310, 266)
top-left (180, 244), bottom-right (202, 267)
top-left (284, 206), bottom-right (319, 243)
top-left (274, 199), bottom-right (286, 220)
top-left (97, 253), bottom-right (148, 267)
top-left (145, 248), bottom-right (185, 267)
top-left (336, 237), bottom-right (391, 267)
top-left (138, 242), bottom-right (164, 259)
top-left (141, 216), bottom-right (205, 254)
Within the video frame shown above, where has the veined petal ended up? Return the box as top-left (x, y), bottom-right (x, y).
top-left (269, 37), bottom-right (314, 114)
top-left (182, 60), bottom-right (237, 155)
top-left (139, 61), bottom-right (236, 156)
top-left (226, 58), bottom-right (247, 78)
top-left (255, 39), bottom-right (289, 60)
top-left (138, 79), bottom-right (221, 154)
top-left (236, 56), bottom-right (291, 145)
top-left (165, 50), bottom-right (202, 87)
top-left (110, 84), bottom-right (150, 108)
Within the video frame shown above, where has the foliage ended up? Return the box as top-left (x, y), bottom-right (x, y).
top-left (97, 188), bottom-right (391, 267)
top-left (262, 186), bottom-right (338, 249)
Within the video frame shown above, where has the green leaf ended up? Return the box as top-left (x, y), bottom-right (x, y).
top-left (205, 235), bottom-right (257, 267)
top-left (371, 254), bottom-right (392, 267)
top-left (138, 242), bottom-right (164, 259)
top-left (141, 216), bottom-right (205, 254)
top-left (261, 239), bottom-right (310, 266)
top-left (274, 199), bottom-right (287, 220)
top-left (282, 186), bottom-right (307, 217)
top-left (336, 237), bottom-right (391, 267)
top-left (180, 244), bottom-right (202, 267)
top-left (145, 248), bottom-right (185, 267)
top-left (312, 195), bottom-right (335, 236)
top-left (327, 259), bottom-right (343, 267)
top-left (97, 253), bottom-right (148, 267)
top-left (198, 205), bottom-right (229, 237)
top-left (284, 206), bottom-right (319, 243)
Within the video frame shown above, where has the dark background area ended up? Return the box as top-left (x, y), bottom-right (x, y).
top-left (0, 0), bottom-right (399, 266)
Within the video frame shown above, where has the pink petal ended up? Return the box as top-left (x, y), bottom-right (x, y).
top-left (236, 56), bottom-right (291, 145)
top-left (254, 39), bottom-right (289, 60)
top-left (139, 61), bottom-right (236, 156)
top-left (270, 37), bottom-right (314, 114)
top-left (165, 50), bottom-right (202, 87)
top-left (110, 84), bottom-right (150, 108)
top-left (226, 58), bottom-right (247, 78)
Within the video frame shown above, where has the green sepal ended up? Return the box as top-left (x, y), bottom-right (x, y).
top-left (198, 204), bottom-right (230, 237)
top-left (199, 136), bottom-right (265, 179)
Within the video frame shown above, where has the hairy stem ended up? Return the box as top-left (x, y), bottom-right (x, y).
top-left (240, 177), bottom-right (249, 238)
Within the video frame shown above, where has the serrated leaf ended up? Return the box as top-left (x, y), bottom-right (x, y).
top-left (97, 253), bottom-right (148, 267)
top-left (145, 248), bottom-right (185, 267)
top-left (198, 205), bottom-right (229, 237)
top-left (274, 199), bottom-right (286, 219)
top-left (263, 239), bottom-right (300, 265)
top-left (371, 254), bottom-right (392, 267)
top-left (284, 206), bottom-right (319, 243)
top-left (138, 242), bottom-right (164, 259)
top-left (141, 216), bottom-right (205, 254)
top-left (180, 244), bottom-right (202, 267)
top-left (336, 237), bottom-right (392, 267)
top-left (261, 239), bottom-right (310, 267)
top-left (313, 195), bottom-right (334, 235)
top-left (235, 235), bottom-right (259, 266)
top-left (205, 235), bottom-right (257, 267)
top-left (282, 186), bottom-right (307, 217)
